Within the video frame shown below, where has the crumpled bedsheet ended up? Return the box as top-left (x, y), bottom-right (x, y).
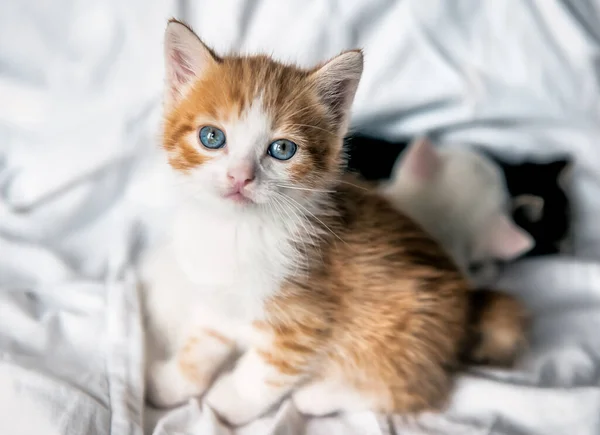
top-left (1, 1), bottom-right (600, 434)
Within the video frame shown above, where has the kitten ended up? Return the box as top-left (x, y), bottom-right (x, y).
top-left (379, 137), bottom-right (534, 283)
top-left (487, 155), bottom-right (572, 257)
top-left (142, 20), bottom-right (528, 426)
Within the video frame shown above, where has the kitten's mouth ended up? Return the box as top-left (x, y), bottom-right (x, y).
top-left (224, 190), bottom-right (253, 204)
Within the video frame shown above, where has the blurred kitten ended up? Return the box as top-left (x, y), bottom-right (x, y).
top-left (346, 133), bottom-right (573, 262)
top-left (379, 137), bottom-right (533, 284)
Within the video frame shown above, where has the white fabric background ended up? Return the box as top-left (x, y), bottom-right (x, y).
top-left (1, 1), bottom-right (600, 434)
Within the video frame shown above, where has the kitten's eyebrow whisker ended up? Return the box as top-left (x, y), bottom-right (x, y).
top-left (284, 123), bottom-right (337, 136)
top-left (280, 101), bottom-right (330, 120)
top-left (279, 90), bottom-right (328, 115)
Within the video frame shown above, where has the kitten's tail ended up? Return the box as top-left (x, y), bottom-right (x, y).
top-left (461, 289), bottom-right (530, 367)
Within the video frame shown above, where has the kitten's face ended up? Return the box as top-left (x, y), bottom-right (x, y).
top-left (162, 21), bottom-right (362, 212)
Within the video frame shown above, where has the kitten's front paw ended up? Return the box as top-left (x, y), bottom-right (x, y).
top-left (292, 388), bottom-right (330, 416)
top-left (146, 360), bottom-right (205, 409)
top-left (292, 385), bottom-right (339, 416)
top-left (205, 373), bottom-right (267, 426)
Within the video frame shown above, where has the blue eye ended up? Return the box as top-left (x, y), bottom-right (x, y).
top-left (267, 139), bottom-right (297, 161)
top-left (199, 126), bottom-right (226, 149)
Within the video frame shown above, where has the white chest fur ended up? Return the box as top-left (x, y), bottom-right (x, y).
top-left (142, 203), bottom-right (299, 349)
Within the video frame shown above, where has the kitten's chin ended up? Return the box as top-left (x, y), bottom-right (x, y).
top-left (184, 188), bottom-right (274, 215)
top-left (197, 193), bottom-right (262, 214)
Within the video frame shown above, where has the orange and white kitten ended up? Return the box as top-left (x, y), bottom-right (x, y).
top-left (142, 20), bottom-right (527, 426)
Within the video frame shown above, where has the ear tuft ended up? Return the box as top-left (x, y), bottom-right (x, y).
top-left (310, 50), bottom-right (364, 133)
top-left (398, 136), bottom-right (441, 182)
top-left (164, 20), bottom-right (218, 108)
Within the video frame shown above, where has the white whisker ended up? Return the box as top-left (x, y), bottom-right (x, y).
top-left (280, 101), bottom-right (328, 120)
top-left (274, 184), bottom-right (335, 193)
top-left (278, 192), bottom-right (346, 246)
top-left (269, 196), bottom-right (305, 275)
top-left (274, 194), bottom-right (318, 247)
top-left (337, 180), bottom-right (369, 191)
top-left (274, 193), bottom-right (325, 265)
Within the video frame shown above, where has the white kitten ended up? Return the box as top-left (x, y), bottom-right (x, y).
top-left (380, 137), bottom-right (534, 284)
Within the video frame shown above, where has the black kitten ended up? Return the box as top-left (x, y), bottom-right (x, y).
top-left (488, 156), bottom-right (572, 257)
top-left (345, 133), bottom-right (573, 258)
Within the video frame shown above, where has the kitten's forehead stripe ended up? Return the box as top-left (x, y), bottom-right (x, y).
top-left (163, 54), bottom-right (341, 179)
top-left (163, 116), bottom-right (208, 171)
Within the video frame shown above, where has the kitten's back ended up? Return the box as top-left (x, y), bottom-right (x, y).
top-left (276, 178), bottom-right (526, 412)
top-left (277, 178), bottom-right (470, 411)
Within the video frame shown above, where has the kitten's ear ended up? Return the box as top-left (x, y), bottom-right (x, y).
top-left (164, 20), bottom-right (219, 108)
top-left (548, 159), bottom-right (571, 175)
top-left (475, 213), bottom-right (534, 260)
top-left (397, 137), bottom-right (441, 182)
top-left (310, 50), bottom-right (364, 133)
top-left (554, 159), bottom-right (574, 190)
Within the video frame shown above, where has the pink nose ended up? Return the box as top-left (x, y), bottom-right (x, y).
top-left (227, 164), bottom-right (255, 189)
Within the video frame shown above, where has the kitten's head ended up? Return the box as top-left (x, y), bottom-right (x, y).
top-left (382, 137), bottom-right (534, 280)
top-left (161, 20), bottom-right (362, 213)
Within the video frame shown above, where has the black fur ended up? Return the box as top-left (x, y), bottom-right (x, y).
top-left (345, 134), bottom-right (409, 180)
top-left (487, 156), bottom-right (572, 257)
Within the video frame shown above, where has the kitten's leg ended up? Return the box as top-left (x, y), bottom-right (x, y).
top-left (292, 378), bottom-right (380, 416)
top-left (205, 348), bottom-right (306, 426)
top-left (147, 328), bottom-right (235, 408)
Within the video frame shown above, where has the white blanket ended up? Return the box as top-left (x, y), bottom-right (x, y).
top-left (1, 1), bottom-right (600, 434)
